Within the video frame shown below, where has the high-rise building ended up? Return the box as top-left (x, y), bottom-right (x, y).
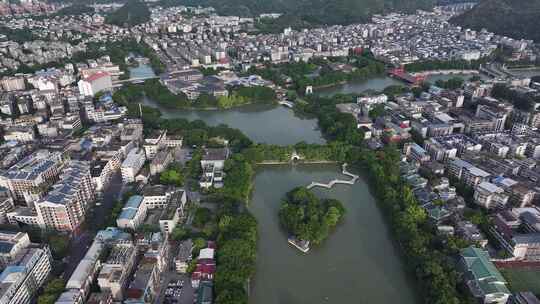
top-left (35, 161), bottom-right (95, 232)
top-left (0, 151), bottom-right (66, 205)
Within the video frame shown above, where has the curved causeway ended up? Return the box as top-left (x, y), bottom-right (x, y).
top-left (307, 163), bottom-right (359, 189)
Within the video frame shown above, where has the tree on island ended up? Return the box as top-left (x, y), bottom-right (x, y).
top-left (279, 187), bottom-right (345, 245)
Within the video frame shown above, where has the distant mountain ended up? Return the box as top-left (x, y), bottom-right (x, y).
top-left (450, 0), bottom-right (540, 42)
top-left (105, 0), bottom-right (150, 27)
top-left (172, 0), bottom-right (434, 25)
top-left (55, 4), bottom-right (94, 16)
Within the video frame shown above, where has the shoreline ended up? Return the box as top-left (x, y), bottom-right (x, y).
top-left (410, 69), bottom-right (479, 76)
top-left (312, 81), bottom-right (348, 89)
top-left (145, 100), bottom-right (279, 112)
top-left (312, 73), bottom-right (388, 91)
top-left (257, 160), bottom-right (338, 165)
top-left (506, 66), bottom-right (540, 71)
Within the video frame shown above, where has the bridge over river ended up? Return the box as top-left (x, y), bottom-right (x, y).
top-left (112, 75), bottom-right (160, 87)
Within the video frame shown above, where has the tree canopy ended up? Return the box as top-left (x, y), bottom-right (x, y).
top-left (105, 0), bottom-right (150, 27)
top-left (279, 187), bottom-right (345, 245)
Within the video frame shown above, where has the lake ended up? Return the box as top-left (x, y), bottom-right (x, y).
top-left (143, 97), bottom-right (325, 146)
top-left (248, 164), bottom-right (419, 304)
top-left (132, 62), bottom-right (419, 303)
top-left (315, 76), bottom-right (402, 97)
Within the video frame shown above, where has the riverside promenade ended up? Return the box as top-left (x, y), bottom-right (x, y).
top-left (307, 163), bottom-right (359, 189)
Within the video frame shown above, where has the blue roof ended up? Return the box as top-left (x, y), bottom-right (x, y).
top-left (0, 265), bottom-right (25, 282)
top-left (125, 196), bottom-right (143, 209)
top-left (119, 208), bottom-right (138, 220)
top-left (96, 227), bottom-right (131, 241)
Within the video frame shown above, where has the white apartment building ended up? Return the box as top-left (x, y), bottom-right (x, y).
top-left (116, 196), bottom-right (147, 230)
top-left (158, 190), bottom-right (187, 235)
top-left (0, 246), bottom-right (52, 304)
top-left (78, 72), bottom-right (113, 97)
top-left (0, 196), bottom-right (14, 225)
top-left (403, 142), bottom-right (431, 163)
top-left (143, 130), bottom-right (167, 160)
top-left (474, 182), bottom-right (510, 210)
top-left (63, 228), bottom-right (131, 301)
top-left (512, 233), bottom-right (540, 261)
top-left (0, 231), bottom-right (31, 269)
top-left (0, 77), bottom-right (25, 92)
top-left (142, 185), bottom-right (176, 209)
top-left (65, 240), bottom-right (104, 300)
top-left (3, 127), bottom-right (36, 143)
top-left (121, 149), bottom-right (146, 184)
top-left (448, 158), bottom-right (491, 187)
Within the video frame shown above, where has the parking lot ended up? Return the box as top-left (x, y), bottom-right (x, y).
top-left (158, 273), bottom-right (195, 304)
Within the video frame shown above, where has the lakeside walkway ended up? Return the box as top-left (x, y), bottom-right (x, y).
top-left (307, 163), bottom-right (359, 189)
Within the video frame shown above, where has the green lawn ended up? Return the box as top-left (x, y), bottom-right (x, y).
top-left (501, 268), bottom-right (540, 295)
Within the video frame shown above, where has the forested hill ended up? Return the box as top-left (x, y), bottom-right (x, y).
top-left (172, 0), bottom-right (434, 25)
top-left (105, 0), bottom-right (150, 26)
top-left (450, 0), bottom-right (540, 42)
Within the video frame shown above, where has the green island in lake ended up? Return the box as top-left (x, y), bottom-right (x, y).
top-left (279, 187), bottom-right (346, 253)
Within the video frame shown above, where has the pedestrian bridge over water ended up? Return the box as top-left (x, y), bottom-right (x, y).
top-left (279, 100), bottom-right (294, 108)
top-left (307, 163), bottom-right (359, 190)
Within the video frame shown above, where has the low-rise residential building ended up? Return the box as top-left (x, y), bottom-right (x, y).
top-left (149, 149), bottom-right (173, 176)
top-left (64, 228), bottom-right (131, 301)
top-left (512, 233), bottom-right (540, 261)
top-left (3, 126), bottom-right (36, 143)
top-left (456, 220), bottom-right (488, 247)
top-left (117, 196), bottom-right (146, 230)
top-left (175, 239), bottom-right (193, 273)
top-left (142, 185), bottom-right (176, 209)
top-left (143, 130), bottom-right (167, 160)
top-left (158, 190), bottom-right (187, 235)
top-left (199, 148), bottom-right (229, 189)
top-left (55, 289), bottom-right (84, 304)
top-left (0, 196), bottom-right (14, 225)
top-left (403, 142), bottom-right (430, 163)
top-left (97, 243), bottom-right (137, 301)
top-left (125, 260), bottom-right (160, 303)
